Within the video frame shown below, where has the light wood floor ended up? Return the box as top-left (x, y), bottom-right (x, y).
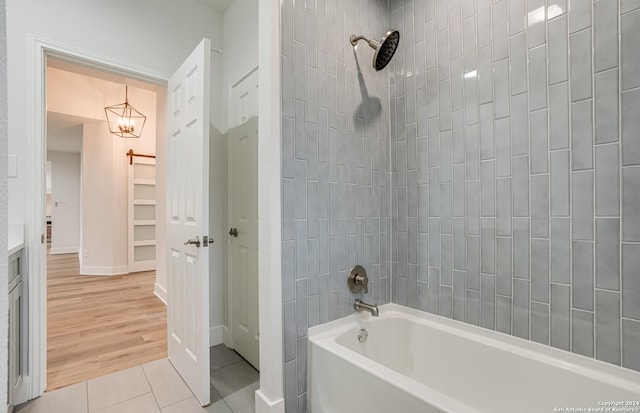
top-left (47, 252), bottom-right (167, 391)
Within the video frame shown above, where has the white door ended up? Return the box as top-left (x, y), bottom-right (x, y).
top-left (127, 156), bottom-right (156, 273)
top-left (167, 38), bottom-right (211, 406)
top-left (228, 69), bottom-right (259, 369)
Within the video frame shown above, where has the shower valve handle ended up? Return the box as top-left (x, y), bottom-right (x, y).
top-left (348, 265), bottom-right (369, 295)
top-left (354, 274), bottom-right (368, 294)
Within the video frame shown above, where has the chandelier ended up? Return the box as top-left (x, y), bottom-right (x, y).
top-left (104, 86), bottom-right (146, 138)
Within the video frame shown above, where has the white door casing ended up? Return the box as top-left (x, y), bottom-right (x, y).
top-left (228, 68), bottom-right (260, 369)
top-left (167, 38), bottom-right (211, 406)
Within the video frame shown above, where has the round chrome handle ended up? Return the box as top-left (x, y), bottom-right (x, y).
top-left (229, 228), bottom-right (238, 237)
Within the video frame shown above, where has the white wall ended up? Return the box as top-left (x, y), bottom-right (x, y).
top-left (7, 0), bottom-right (224, 224)
top-left (80, 120), bottom-right (152, 275)
top-left (48, 150), bottom-right (81, 255)
top-left (80, 122), bottom-right (124, 274)
top-left (6, 0), bottom-right (224, 289)
top-left (1, 0), bottom-right (9, 409)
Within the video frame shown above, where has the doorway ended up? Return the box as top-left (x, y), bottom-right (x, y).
top-left (44, 58), bottom-right (168, 390)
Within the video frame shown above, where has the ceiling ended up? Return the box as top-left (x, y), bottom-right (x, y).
top-left (196, 0), bottom-right (233, 12)
top-left (46, 55), bottom-right (160, 154)
top-left (47, 56), bottom-right (162, 92)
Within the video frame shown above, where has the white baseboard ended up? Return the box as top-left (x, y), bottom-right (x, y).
top-left (49, 247), bottom-right (79, 255)
top-left (210, 325), bottom-right (226, 346)
top-left (154, 283), bottom-right (167, 305)
top-left (255, 390), bottom-right (284, 413)
top-left (79, 265), bottom-right (128, 276)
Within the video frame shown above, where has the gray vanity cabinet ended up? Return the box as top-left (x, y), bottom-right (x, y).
top-left (8, 249), bottom-right (24, 406)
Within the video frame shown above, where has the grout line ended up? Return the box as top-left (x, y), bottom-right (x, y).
top-left (566, 0), bottom-right (575, 355)
top-left (140, 363), bottom-right (162, 411)
top-left (590, 4), bottom-right (599, 360)
top-left (618, 0), bottom-right (625, 368)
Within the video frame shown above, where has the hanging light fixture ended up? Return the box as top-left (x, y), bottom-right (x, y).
top-left (104, 85), bottom-right (146, 138)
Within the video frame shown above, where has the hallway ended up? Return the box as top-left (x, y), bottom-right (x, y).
top-left (47, 251), bottom-right (167, 390)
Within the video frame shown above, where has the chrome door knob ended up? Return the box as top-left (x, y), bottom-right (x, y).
top-left (184, 235), bottom-right (201, 248)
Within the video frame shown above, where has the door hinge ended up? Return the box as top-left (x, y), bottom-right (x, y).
top-left (203, 236), bottom-right (213, 247)
top-left (41, 234), bottom-right (45, 244)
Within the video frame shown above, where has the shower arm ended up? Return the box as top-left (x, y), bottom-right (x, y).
top-left (350, 34), bottom-right (380, 50)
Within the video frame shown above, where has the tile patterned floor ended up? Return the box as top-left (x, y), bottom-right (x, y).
top-left (16, 346), bottom-right (260, 413)
top-left (209, 345), bottom-right (259, 412)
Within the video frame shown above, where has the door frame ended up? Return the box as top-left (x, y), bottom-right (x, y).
top-left (26, 35), bottom-right (167, 400)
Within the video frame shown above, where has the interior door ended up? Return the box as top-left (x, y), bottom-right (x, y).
top-left (167, 38), bottom-right (211, 406)
top-left (228, 69), bottom-right (259, 369)
top-left (127, 156), bottom-right (157, 273)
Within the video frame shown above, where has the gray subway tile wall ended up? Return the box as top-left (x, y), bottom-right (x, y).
top-left (282, 1), bottom-right (640, 410)
top-left (389, 0), bottom-right (639, 384)
top-left (281, 0), bottom-right (391, 410)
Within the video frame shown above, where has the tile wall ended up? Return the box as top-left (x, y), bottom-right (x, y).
top-left (280, 0), bottom-right (392, 411)
top-left (390, 0), bottom-right (640, 374)
top-left (281, 0), bottom-right (640, 411)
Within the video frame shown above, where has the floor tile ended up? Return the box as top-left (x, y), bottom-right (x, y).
top-left (16, 382), bottom-right (88, 413)
top-left (210, 361), bottom-right (259, 398)
top-left (17, 350), bottom-right (260, 413)
top-left (142, 359), bottom-right (194, 408)
top-left (223, 381), bottom-right (259, 413)
top-left (210, 345), bottom-right (242, 371)
top-left (94, 393), bottom-right (160, 413)
top-left (161, 397), bottom-right (232, 413)
top-left (211, 385), bottom-right (223, 404)
top-left (87, 366), bottom-right (151, 412)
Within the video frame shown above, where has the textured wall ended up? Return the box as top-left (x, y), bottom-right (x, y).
top-left (280, 0), bottom-right (391, 411)
top-left (390, 0), bottom-right (640, 372)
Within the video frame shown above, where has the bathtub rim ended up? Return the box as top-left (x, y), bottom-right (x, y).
top-left (308, 303), bottom-right (640, 395)
top-left (308, 312), bottom-right (483, 413)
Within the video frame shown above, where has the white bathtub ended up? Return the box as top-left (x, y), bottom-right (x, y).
top-left (308, 304), bottom-right (640, 413)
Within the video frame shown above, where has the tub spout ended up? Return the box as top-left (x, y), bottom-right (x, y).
top-left (354, 298), bottom-right (379, 317)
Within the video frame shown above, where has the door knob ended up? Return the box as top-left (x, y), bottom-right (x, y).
top-left (229, 228), bottom-right (238, 237)
top-left (184, 235), bottom-right (201, 248)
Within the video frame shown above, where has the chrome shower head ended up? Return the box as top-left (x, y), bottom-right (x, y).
top-left (350, 29), bottom-right (400, 71)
